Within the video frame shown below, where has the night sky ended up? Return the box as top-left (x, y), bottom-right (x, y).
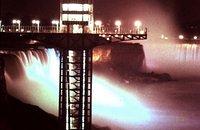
top-left (1, 0), bottom-right (200, 28)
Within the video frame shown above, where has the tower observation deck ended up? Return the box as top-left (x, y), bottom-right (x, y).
top-left (60, 0), bottom-right (94, 33)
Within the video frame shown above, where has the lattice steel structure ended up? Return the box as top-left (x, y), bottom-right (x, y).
top-left (59, 49), bottom-right (92, 130)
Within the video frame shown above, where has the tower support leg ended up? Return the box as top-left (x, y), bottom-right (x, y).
top-left (59, 49), bottom-right (92, 130)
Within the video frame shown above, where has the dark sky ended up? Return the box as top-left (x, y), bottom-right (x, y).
top-left (1, 0), bottom-right (200, 26)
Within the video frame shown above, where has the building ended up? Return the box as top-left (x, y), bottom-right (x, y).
top-left (60, 0), bottom-right (94, 33)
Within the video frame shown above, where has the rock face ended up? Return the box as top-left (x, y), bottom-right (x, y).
top-left (93, 43), bottom-right (173, 83)
top-left (124, 72), bottom-right (173, 84)
top-left (110, 43), bottom-right (145, 74)
top-left (93, 43), bottom-right (145, 74)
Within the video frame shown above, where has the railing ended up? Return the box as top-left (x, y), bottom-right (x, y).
top-left (0, 26), bottom-right (60, 33)
top-left (0, 25), bottom-right (147, 35)
top-left (94, 26), bottom-right (147, 35)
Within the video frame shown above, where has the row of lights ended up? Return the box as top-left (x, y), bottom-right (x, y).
top-left (178, 35), bottom-right (198, 40)
top-left (161, 34), bottom-right (199, 40)
top-left (94, 20), bottom-right (142, 28)
top-left (0, 19), bottom-right (143, 33)
top-left (11, 19), bottom-right (59, 25)
top-left (95, 20), bottom-right (143, 33)
top-left (0, 19), bottom-right (60, 32)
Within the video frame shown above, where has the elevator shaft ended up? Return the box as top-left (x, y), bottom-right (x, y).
top-left (59, 49), bottom-right (92, 130)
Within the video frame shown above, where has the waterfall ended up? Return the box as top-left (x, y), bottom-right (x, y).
top-left (142, 43), bottom-right (200, 79)
top-left (2, 49), bottom-right (59, 115)
top-left (2, 48), bottom-right (152, 126)
top-left (3, 42), bottom-right (200, 129)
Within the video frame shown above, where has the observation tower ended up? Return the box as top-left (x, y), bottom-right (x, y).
top-left (59, 1), bottom-right (94, 130)
top-left (60, 0), bottom-right (94, 33)
top-left (0, 1), bottom-right (147, 130)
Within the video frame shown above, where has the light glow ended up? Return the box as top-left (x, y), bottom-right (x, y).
top-left (12, 19), bottom-right (21, 31)
top-left (179, 35), bottom-right (184, 40)
top-left (72, 24), bottom-right (83, 33)
top-left (12, 19), bottom-right (21, 24)
top-left (62, 14), bottom-right (90, 21)
top-left (62, 4), bottom-right (91, 11)
top-left (93, 76), bottom-right (151, 125)
top-left (115, 20), bottom-right (121, 33)
top-left (32, 20), bottom-right (40, 32)
top-left (95, 20), bottom-right (102, 33)
top-left (115, 20), bottom-right (121, 27)
top-left (95, 20), bottom-right (102, 27)
top-left (32, 20), bottom-right (40, 25)
top-left (51, 20), bottom-right (59, 25)
top-left (134, 20), bottom-right (142, 28)
top-left (51, 20), bottom-right (59, 32)
top-left (193, 36), bottom-right (198, 40)
top-left (93, 48), bottom-right (111, 62)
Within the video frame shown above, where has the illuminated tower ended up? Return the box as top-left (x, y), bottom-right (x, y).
top-left (60, 0), bottom-right (94, 33)
top-left (59, 1), bottom-right (93, 130)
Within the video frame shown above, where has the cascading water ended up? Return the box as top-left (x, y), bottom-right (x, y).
top-left (3, 42), bottom-right (200, 129)
top-left (2, 49), bottom-right (152, 128)
top-left (4, 49), bottom-right (59, 115)
top-left (142, 43), bottom-right (200, 79)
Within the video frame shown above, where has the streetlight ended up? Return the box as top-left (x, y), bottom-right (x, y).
top-left (32, 20), bottom-right (40, 32)
top-left (51, 20), bottom-right (59, 32)
top-left (115, 20), bottom-right (121, 34)
top-left (179, 34), bottom-right (184, 40)
top-left (134, 20), bottom-right (142, 34)
top-left (95, 20), bottom-right (102, 33)
top-left (194, 36), bottom-right (198, 40)
top-left (12, 19), bottom-right (21, 32)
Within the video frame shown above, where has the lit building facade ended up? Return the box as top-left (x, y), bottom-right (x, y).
top-left (60, 0), bottom-right (94, 33)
